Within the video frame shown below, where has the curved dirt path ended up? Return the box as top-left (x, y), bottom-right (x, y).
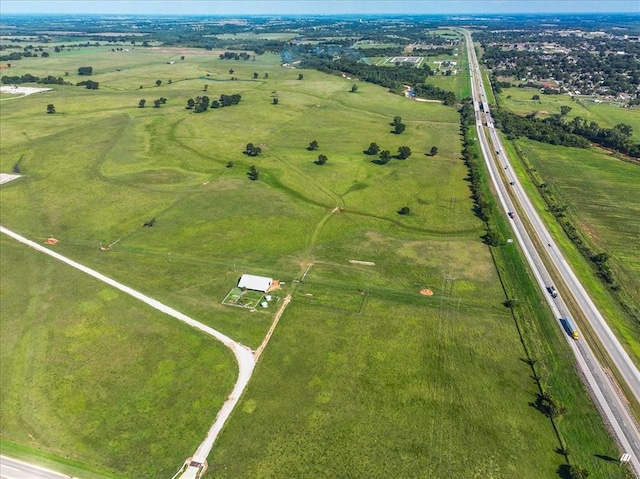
top-left (0, 226), bottom-right (255, 476)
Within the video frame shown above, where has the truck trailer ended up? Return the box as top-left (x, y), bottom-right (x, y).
top-left (560, 317), bottom-right (579, 340)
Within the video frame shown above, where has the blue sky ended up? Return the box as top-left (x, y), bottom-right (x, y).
top-left (0, 0), bottom-right (637, 15)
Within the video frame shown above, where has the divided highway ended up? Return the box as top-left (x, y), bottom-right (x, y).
top-left (463, 30), bottom-right (640, 477)
top-left (0, 456), bottom-right (72, 479)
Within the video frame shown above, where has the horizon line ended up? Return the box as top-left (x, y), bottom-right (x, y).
top-left (2, 11), bottom-right (639, 16)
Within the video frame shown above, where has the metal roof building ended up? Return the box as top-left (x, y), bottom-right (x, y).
top-left (238, 274), bottom-right (273, 293)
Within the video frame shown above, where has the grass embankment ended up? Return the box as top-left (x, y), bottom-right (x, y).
top-left (0, 43), bottom-right (624, 478)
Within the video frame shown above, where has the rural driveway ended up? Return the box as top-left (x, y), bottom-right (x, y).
top-left (0, 226), bottom-right (255, 475)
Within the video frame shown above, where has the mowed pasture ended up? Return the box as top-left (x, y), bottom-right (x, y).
top-left (0, 44), bottom-right (623, 478)
top-left (210, 293), bottom-right (563, 479)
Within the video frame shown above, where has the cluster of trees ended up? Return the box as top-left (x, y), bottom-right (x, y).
top-left (185, 93), bottom-right (242, 112)
top-left (560, 117), bottom-right (640, 157)
top-left (0, 50), bottom-right (39, 61)
top-left (413, 83), bottom-right (457, 106)
top-left (1, 74), bottom-right (68, 85)
top-left (364, 142), bottom-right (412, 164)
top-left (76, 80), bottom-right (99, 89)
top-left (219, 51), bottom-right (251, 60)
top-left (186, 96), bottom-right (210, 112)
top-left (243, 143), bottom-right (262, 157)
top-left (153, 97), bottom-right (168, 108)
top-left (218, 93), bottom-right (242, 106)
top-left (78, 66), bottom-right (93, 76)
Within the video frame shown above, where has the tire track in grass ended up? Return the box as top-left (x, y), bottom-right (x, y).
top-left (0, 225), bottom-right (255, 478)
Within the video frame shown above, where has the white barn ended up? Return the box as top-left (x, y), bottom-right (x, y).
top-left (238, 274), bottom-right (273, 293)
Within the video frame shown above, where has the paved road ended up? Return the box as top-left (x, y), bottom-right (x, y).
top-left (463, 30), bottom-right (640, 476)
top-left (0, 226), bottom-right (256, 479)
top-left (0, 456), bottom-right (72, 479)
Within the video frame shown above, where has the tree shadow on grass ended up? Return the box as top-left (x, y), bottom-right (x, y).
top-left (556, 464), bottom-right (571, 479)
top-left (594, 454), bottom-right (618, 462)
top-left (528, 393), bottom-right (550, 417)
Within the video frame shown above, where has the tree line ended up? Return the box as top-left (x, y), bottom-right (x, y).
top-left (219, 51), bottom-right (252, 61)
top-left (459, 100), bottom-right (493, 225)
top-left (1, 73), bottom-right (68, 85)
top-left (493, 109), bottom-right (640, 157)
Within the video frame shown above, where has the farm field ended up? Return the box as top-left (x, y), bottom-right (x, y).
top-left (0, 42), bottom-right (627, 478)
top-left (511, 139), bottom-right (640, 358)
top-left (209, 291), bottom-right (564, 479)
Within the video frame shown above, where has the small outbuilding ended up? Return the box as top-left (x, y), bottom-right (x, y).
top-left (238, 274), bottom-right (273, 293)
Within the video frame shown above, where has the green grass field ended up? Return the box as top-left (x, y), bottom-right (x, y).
top-left (0, 237), bottom-right (237, 479)
top-left (0, 43), bottom-right (628, 478)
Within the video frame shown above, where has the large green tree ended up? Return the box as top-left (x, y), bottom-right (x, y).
top-left (364, 142), bottom-right (380, 155)
top-left (247, 165), bottom-right (259, 180)
top-left (315, 154), bottom-right (328, 165)
top-left (393, 122), bottom-right (406, 134)
top-left (379, 150), bottom-right (391, 164)
top-left (397, 146), bottom-right (411, 159)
